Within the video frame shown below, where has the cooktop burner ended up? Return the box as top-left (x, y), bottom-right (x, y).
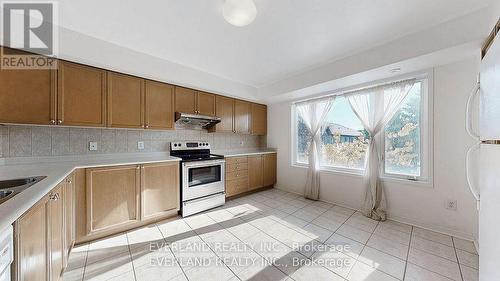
top-left (170, 141), bottom-right (224, 162)
top-left (178, 154), bottom-right (224, 162)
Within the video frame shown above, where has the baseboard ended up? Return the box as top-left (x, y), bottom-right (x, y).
top-left (274, 185), bottom-right (477, 242)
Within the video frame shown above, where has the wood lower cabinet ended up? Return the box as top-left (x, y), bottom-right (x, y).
top-left (234, 100), bottom-right (251, 134)
top-left (263, 153), bottom-right (277, 187)
top-left (107, 72), bottom-right (145, 128)
top-left (196, 91), bottom-right (216, 116)
top-left (63, 173), bottom-right (75, 267)
top-left (49, 183), bottom-right (65, 281)
top-left (14, 177), bottom-right (73, 281)
top-left (140, 162), bottom-right (179, 220)
top-left (248, 155), bottom-right (264, 191)
top-left (76, 162), bottom-right (180, 243)
top-left (0, 49), bottom-right (57, 125)
top-left (57, 61), bottom-right (107, 127)
top-left (14, 197), bottom-right (49, 281)
top-left (251, 103), bottom-right (267, 136)
top-left (86, 165), bottom-right (141, 235)
top-left (145, 81), bottom-right (175, 130)
top-left (226, 156), bottom-right (249, 197)
top-left (226, 153), bottom-right (277, 197)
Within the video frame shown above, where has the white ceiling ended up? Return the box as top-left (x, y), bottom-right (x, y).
top-left (57, 0), bottom-right (492, 89)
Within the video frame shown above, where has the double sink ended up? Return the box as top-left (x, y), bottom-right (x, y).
top-left (0, 176), bottom-right (46, 204)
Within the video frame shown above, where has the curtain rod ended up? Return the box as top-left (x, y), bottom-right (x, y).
top-left (294, 78), bottom-right (417, 105)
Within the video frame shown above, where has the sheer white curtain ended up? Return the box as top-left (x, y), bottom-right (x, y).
top-left (296, 97), bottom-right (335, 200)
top-left (346, 80), bottom-right (415, 220)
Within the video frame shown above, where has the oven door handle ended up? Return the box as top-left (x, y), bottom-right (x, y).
top-left (183, 160), bottom-right (226, 168)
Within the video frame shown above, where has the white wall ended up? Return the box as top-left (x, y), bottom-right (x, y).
top-left (268, 57), bottom-right (480, 240)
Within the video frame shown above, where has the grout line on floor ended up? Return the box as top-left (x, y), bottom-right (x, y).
top-left (452, 235), bottom-right (466, 281)
top-left (402, 226), bottom-right (414, 281)
top-left (125, 233), bottom-right (138, 281)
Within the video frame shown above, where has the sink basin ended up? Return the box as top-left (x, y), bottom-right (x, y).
top-left (0, 176), bottom-right (46, 204)
top-left (0, 190), bottom-right (13, 199)
top-left (0, 177), bottom-right (40, 189)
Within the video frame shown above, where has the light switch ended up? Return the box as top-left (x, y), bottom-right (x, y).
top-left (137, 141), bottom-right (145, 150)
top-left (89, 141), bottom-right (98, 151)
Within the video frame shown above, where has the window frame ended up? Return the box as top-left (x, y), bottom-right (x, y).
top-left (290, 71), bottom-right (433, 186)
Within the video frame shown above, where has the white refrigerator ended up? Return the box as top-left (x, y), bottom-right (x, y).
top-left (465, 30), bottom-right (500, 281)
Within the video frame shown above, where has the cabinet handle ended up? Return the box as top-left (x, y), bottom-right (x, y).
top-left (57, 120), bottom-right (62, 125)
top-left (145, 124), bottom-right (149, 129)
top-left (67, 179), bottom-right (72, 184)
top-left (49, 120), bottom-right (56, 125)
top-left (49, 193), bottom-right (59, 201)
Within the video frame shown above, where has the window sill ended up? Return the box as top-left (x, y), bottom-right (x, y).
top-left (380, 176), bottom-right (433, 188)
top-left (291, 163), bottom-right (364, 178)
top-left (291, 163), bottom-right (433, 187)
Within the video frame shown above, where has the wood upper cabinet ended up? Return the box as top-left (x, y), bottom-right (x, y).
top-left (234, 100), bottom-right (251, 134)
top-left (210, 96), bottom-right (234, 133)
top-left (196, 91), bottom-right (216, 116)
top-left (49, 183), bottom-right (65, 281)
top-left (57, 61), bottom-right (106, 127)
top-left (174, 86), bottom-right (197, 114)
top-left (107, 72), bottom-right (145, 128)
top-left (140, 162), bottom-right (180, 220)
top-left (248, 155), bottom-right (264, 191)
top-left (263, 153), bottom-right (277, 187)
top-left (86, 165), bottom-right (140, 234)
top-left (0, 51), bottom-right (56, 125)
top-left (145, 81), bottom-right (175, 130)
top-left (251, 103), bottom-right (267, 136)
top-left (175, 87), bottom-right (216, 116)
top-left (14, 197), bottom-right (49, 281)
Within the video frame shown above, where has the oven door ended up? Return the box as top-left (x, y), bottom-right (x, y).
top-left (182, 159), bottom-right (225, 201)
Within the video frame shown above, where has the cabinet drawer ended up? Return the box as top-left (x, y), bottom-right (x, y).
top-left (225, 156), bottom-right (248, 165)
top-left (226, 163), bottom-right (248, 172)
top-left (226, 170), bottom-right (248, 181)
top-left (226, 178), bottom-right (248, 197)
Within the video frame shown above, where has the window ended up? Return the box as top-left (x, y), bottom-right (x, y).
top-left (384, 82), bottom-right (422, 177)
top-left (292, 76), bottom-right (431, 182)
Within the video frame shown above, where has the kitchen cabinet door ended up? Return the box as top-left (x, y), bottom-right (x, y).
top-left (107, 72), bottom-right (144, 128)
top-left (57, 61), bottom-right (106, 127)
top-left (234, 100), bottom-right (251, 134)
top-left (63, 173), bottom-right (75, 268)
top-left (211, 96), bottom-right (234, 133)
top-left (251, 103), bottom-right (267, 136)
top-left (145, 81), bottom-right (175, 130)
top-left (49, 183), bottom-right (65, 281)
top-left (196, 91), bottom-right (216, 116)
top-left (174, 86), bottom-right (196, 114)
top-left (86, 165), bottom-right (140, 234)
top-left (248, 155), bottom-right (264, 191)
top-left (15, 197), bottom-right (49, 281)
top-left (0, 49), bottom-right (56, 125)
top-left (140, 162), bottom-right (180, 220)
top-left (263, 153), bottom-right (277, 187)
top-left (226, 178), bottom-right (249, 197)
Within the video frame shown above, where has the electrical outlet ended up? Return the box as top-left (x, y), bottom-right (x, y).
top-left (89, 141), bottom-right (98, 151)
top-left (240, 140), bottom-right (245, 147)
top-left (445, 200), bottom-right (457, 211)
top-left (137, 141), bottom-right (145, 150)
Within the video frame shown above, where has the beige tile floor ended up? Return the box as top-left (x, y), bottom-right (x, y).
top-left (63, 189), bottom-right (479, 281)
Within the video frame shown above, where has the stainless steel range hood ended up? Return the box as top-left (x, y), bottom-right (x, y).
top-left (175, 112), bottom-right (221, 129)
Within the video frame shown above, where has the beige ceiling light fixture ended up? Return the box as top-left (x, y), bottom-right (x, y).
top-left (222, 0), bottom-right (257, 27)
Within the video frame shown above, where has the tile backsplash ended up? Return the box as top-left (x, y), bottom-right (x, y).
top-left (0, 125), bottom-right (265, 158)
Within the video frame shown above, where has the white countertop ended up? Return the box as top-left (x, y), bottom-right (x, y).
top-left (0, 153), bottom-right (180, 232)
top-left (213, 148), bottom-right (277, 157)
